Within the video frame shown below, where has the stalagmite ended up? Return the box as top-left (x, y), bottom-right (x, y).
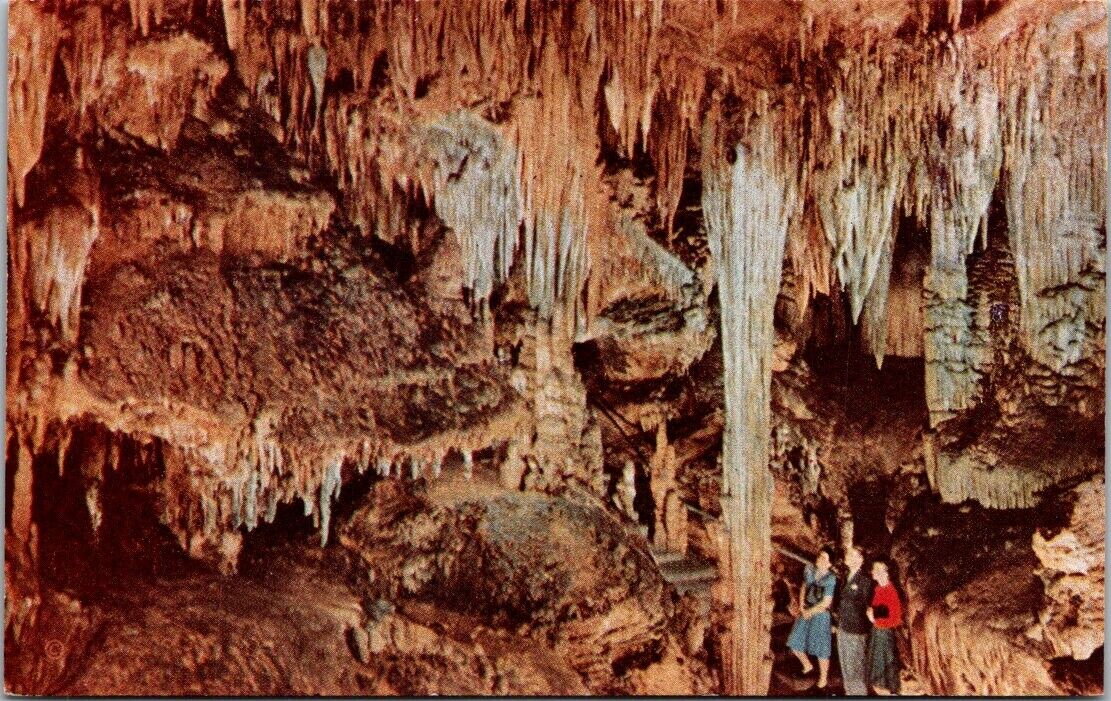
top-left (702, 93), bottom-right (799, 696)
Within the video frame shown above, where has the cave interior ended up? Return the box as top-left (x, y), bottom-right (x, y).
top-left (3, 0), bottom-right (1106, 696)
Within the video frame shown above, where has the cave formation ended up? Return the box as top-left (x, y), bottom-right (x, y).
top-left (4, 0), bottom-right (1106, 696)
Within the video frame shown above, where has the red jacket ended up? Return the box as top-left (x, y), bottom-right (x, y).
top-left (871, 583), bottom-right (902, 629)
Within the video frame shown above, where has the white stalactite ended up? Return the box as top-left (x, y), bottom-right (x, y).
top-left (998, 27), bottom-right (1106, 372)
top-left (420, 113), bottom-right (520, 306)
top-left (922, 48), bottom-right (1002, 423)
top-left (8, 1), bottom-right (61, 208)
top-left (861, 235), bottom-right (895, 368)
top-left (318, 454), bottom-right (342, 546)
top-left (811, 53), bottom-right (910, 322)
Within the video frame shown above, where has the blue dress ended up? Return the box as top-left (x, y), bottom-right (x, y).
top-left (787, 564), bottom-right (836, 660)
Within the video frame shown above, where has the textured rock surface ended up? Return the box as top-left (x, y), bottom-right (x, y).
top-left (1029, 477), bottom-right (1105, 664)
top-left (892, 477), bottom-right (1105, 696)
top-left (339, 480), bottom-right (712, 695)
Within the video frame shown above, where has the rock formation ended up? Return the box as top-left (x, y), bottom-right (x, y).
top-left (5, 0), bottom-right (1105, 696)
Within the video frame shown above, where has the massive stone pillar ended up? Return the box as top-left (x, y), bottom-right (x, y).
top-left (921, 61), bottom-right (1001, 426)
top-left (702, 95), bottom-right (798, 695)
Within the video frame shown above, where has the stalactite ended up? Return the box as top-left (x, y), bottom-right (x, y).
top-left (599, 0), bottom-right (663, 159)
top-left (127, 0), bottom-right (164, 37)
top-left (510, 26), bottom-right (603, 326)
top-left (60, 5), bottom-right (106, 119)
top-left (419, 112), bottom-right (520, 306)
top-left (300, 0), bottom-right (329, 39)
top-left (996, 24), bottom-right (1106, 372)
top-left (702, 92), bottom-right (800, 696)
top-left (11, 185), bottom-right (100, 344)
top-left (318, 454), bottom-right (342, 546)
top-left (783, 206), bottom-right (834, 325)
top-left (649, 60), bottom-right (705, 238)
top-left (307, 44), bottom-right (327, 123)
top-left (7, 1), bottom-right (61, 208)
top-left (810, 48), bottom-right (912, 322)
top-left (861, 235), bottom-right (894, 367)
top-left (462, 450), bottom-right (474, 481)
top-left (221, 0), bottom-right (247, 52)
top-left (922, 44), bottom-right (1002, 423)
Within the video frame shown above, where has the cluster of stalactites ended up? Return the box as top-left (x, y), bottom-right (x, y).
top-left (649, 65), bottom-right (706, 238)
top-left (224, 0), bottom-right (693, 329)
top-left (7, 1), bottom-right (61, 209)
top-left (995, 21), bottom-right (1107, 373)
top-left (160, 412), bottom-right (500, 564)
top-left (9, 150), bottom-right (101, 348)
top-left (417, 112), bottom-right (520, 307)
top-left (918, 42), bottom-right (1004, 419)
top-left (510, 27), bottom-right (606, 329)
top-left (809, 47), bottom-right (915, 327)
top-left (800, 19), bottom-right (1105, 388)
top-left (701, 91), bottom-right (802, 696)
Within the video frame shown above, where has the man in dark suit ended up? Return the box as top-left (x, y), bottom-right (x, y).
top-left (836, 545), bottom-right (872, 696)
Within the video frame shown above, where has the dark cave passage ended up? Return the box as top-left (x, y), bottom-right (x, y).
top-left (26, 425), bottom-right (199, 601)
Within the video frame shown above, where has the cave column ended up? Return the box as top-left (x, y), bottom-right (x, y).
top-left (702, 94), bottom-right (798, 695)
top-left (921, 65), bottom-right (1002, 427)
top-left (922, 239), bottom-right (981, 427)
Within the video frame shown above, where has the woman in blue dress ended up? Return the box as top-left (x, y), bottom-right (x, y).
top-left (787, 547), bottom-right (837, 689)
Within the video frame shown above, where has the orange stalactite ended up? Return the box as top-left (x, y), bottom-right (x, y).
top-left (60, 4), bottom-right (106, 119)
top-left (649, 59), bottom-right (705, 239)
top-left (222, 0), bottom-right (247, 52)
top-left (127, 0), bottom-right (164, 36)
top-left (8, 0), bottom-right (61, 209)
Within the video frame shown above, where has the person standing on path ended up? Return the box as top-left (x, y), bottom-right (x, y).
top-left (786, 547), bottom-right (837, 689)
top-left (867, 559), bottom-right (904, 695)
top-left (835, 545), bottom-right (872, 696)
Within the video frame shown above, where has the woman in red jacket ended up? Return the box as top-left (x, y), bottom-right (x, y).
top-left (866, 559), bottom-right (903, 695)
